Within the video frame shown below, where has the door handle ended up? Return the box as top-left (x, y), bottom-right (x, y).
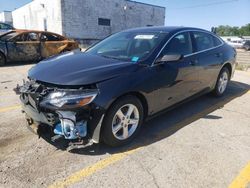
top-left (189, 60), bottom-right (198, 66)
top-left (215, 53), bottom-right (222, 57)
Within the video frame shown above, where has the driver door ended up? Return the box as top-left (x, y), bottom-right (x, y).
top-left (151, 32), bottom-right (201, 112)
top-left (7, 32), bottom-right (41, 62)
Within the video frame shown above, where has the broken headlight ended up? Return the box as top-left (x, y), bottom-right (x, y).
top-left (41, 90), bottom-right (98, 109)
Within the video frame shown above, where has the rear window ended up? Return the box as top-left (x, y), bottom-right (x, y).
top-left (213, 36), bottom-right (223, 46)
top-left (193, 31), bottom-right (222, 52)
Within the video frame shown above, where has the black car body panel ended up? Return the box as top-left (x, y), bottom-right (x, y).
top-left (0, 41), bottom-right (7, 56)
top-left (29, 52), bottom-right (139, 85)
top-left (15, 26), bottom-right (236, 149)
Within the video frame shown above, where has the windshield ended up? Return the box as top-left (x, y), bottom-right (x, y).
top-left (86, 31), bottom-right (168, 62)
top-left (0, 31), bottom-right (18, 41)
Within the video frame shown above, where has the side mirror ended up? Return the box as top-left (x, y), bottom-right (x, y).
top-left (155, 54), bottom-right (183, 64)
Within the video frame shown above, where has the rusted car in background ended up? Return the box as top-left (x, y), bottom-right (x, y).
top-left (0, 30), bottom-right (79, 66)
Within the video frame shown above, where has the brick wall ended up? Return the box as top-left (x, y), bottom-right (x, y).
top-left (61, 0), bottom-right (165, 41)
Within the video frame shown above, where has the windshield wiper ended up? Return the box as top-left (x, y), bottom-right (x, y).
top-left (99, 54), bottom-right (125, 61)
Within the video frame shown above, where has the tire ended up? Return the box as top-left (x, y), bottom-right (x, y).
top-left (245, 45), bottom-right (250, 51)
top-left (0, 53), bottom-right (6, 66)
top-left (102, 95), bottom-right (144, 147)
top-left (212, 67), bottom-right (230, 97)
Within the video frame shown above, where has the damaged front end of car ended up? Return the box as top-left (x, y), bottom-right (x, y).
top-left (14, 79), bottom-right (105, 150)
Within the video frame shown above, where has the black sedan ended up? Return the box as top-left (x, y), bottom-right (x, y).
top-left (16, 26), bottom-right (236, 149)
top-left (243, 40), bottom-right (250, 51)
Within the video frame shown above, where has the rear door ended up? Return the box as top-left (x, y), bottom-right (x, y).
top-left (191, 31), bottom-right (224, 90)
top-left (151, 31), bottom-right (201, 112)
top-left (40, 32), bottom-right (69, 58)
top-left (7, 32), bottom-right (41, 62)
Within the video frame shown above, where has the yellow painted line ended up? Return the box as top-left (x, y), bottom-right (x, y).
top-left (228, 162), bottom-right (250, 188)
top-left (0, 105), bottom-right (21, 113)
top-left (48, 148), bottom-right (140, 188)
top-left (49, 84), bottom-right (249, 188)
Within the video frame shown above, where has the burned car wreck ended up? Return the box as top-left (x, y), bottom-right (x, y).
top-left (15, 27), bottom-right (236, 149)
top-left (0, 30), bottom-right (79, 66)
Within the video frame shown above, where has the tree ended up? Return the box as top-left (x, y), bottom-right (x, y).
top-left (239, 24), bottom-right (250, 36)
top-left (215, 24), bottom-right (250, 36)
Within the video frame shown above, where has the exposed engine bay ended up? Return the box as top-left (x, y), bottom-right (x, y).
top-left (15, 79), bottom-right (104, 150)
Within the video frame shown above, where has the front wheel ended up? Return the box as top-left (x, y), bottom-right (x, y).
top-left (213, 67), bottom-right (230, 97)
top-left (102, 96), bottom-right (144, 147)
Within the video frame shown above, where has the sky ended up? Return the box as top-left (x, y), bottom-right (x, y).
top-left (0, 0), bottom-right (249, 30)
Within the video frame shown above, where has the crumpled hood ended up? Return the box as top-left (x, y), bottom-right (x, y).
top-left (28, 51), bottom-right (138, 86)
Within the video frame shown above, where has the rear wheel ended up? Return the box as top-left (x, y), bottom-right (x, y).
top-left (213, 67), bottom-right (229, 97)
top-left (102, 95), bottom-right (144, 147)
top-left (0, 53), bottom-right (6, 66)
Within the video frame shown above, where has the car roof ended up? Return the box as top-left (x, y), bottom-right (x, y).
top-left (123, 26), bottom-right (209, 34)
top-left (0, 29), bottom-right (68, 41)
top-left (11, 29), bottom-right (64, 36)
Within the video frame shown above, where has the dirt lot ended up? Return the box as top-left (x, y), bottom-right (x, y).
top-left (236, 49), bottom-right (250, 71)
top-left (0, 63), bottom-right (250, 188)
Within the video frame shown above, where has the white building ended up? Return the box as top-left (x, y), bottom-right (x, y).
top-left (12, 0), bottom-right (166, 46)
top-left (0, 11), bottom-right (13, 25)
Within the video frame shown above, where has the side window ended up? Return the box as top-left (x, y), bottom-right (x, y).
top-left (40, 34), bottom-right (48, 41)
top-left (15, 32), bottom-right (39, 42)
top-left (15, 34), bottom-right (27, 42)
top-left (193, 32), bottom-right (219, 52)
top-left (213, 36), bottom-right (223, 46)
top-left (41, 33), bottom-right (64, 41)
top-left (162, 32), bottom-right (192, 56)
top-left (26, 32), bottom-right (39, 41)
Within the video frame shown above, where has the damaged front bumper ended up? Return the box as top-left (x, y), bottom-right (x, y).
top-left (15, 80), bottom-right (105, 149)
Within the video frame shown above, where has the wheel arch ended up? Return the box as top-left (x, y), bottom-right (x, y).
top-left (107, 91), bottom-right (149, 120)
top-left (221, 62), bottom-right (232, 79)
top-left (99, 91), bottom-right (148, 146)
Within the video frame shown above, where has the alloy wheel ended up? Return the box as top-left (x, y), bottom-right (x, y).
top-left (111, 104), bottom-right (139, 140)
top-left (218, 71), bottom-right (228, 94)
